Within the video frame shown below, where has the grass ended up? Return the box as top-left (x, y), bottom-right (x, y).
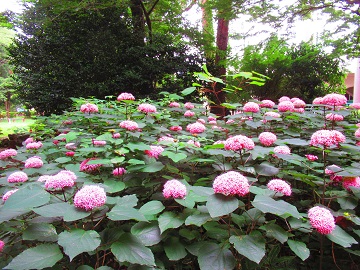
top-left (0, 118), bottom-right (36, 138)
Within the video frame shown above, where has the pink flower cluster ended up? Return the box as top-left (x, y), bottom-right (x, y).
top-left (278, 101), bottom-right (294, 112)
top-left (170, 126), bottom-right (182, 132)
top-left (80, 158), bottom-right (102, 173)
top-left (158, 136), bottom-right (175, 143)
top-left (80, 103), bottom-right (99, 113)
top-left (169, 102), bottom-right (180, 108)
top-left (0, 149), bottom-right (17, 160)
top-left (258, 132), bottom-right (277, 146)
top-left (243, 102), bottom-right (260, 113)
top-left (224, 135), bottom-right (255, 151)
top-left (187, 140), bottom-right (201, 147)
top-left (0, 240), bottom-right (4, 252)
top-left (292, 99), bottom-right (306, 108)
top-left (184, 110), bottom-right (195, 117)
top-left (279, 96), bottom-right (290, 102)
top-left (163, 179), bottom-right (187, 199)
top-left (112, 133), bottom-right (121, 139)
top-left (93, 140), bottom-right (106, 146)
top-left (264, 111), bottom-right (281, 118)
top-left (24, 156), bottom-right (43, 168)
top-left (66, 151), bottom-right (75, 157)
top-left (113, 167), bottom-right (126, 176)
top-left (44, 170), bottom-right (77, 190)
top-left (184, 102), bottom-right (194, 109)
top-left (8, 171), bottom-right (28, 183)
top-left (213, 171), bottom-right (250, 196)
top-left (24, 137), bottom-right (34, 145)
top-left (119, 120), bottom-right (139, 131)
top-left (342, 177), bottom-right (360, 190)
top-left (326, 113), bottom-right (344, 121)
top-left (310, 129), bottom-right (346, 148)
top-left (145, 145), bottom-right (164, 159)
top-left (349, 103), bottom-right (360, 109)
top-left (65, 143), bottom-right (77, 150)
top-left (2, 189), bottom-right (19, 201)
top-left (273, 145), bottom-right (291, 157)
top-left (305, 154), bottom-right (318, 161)
top-left (74, 185), bottom-right (107, 211)
top-left (308, 206), bottom-right (335, 235)
top-left (26, 141), bottom-right (43, 150)
top-left (260, 100), bottom-right (275, 108)
top-left (138, 103), bottom-right (157, 113)
top-left (312, 97), bottom-right (323, 104)
top-left (186, 122), bottom-right (206, 134)
top-left (354, 128), bottom-right (360, 138)
top-left (321, 93), bottom-right (347, 106)
top-left (117, 92), bottom-right (135, 101)
top-left (267, 179), bottom-right (292, 196)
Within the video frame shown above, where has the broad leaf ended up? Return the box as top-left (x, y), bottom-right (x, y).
top-left (252, 195), bottom-right (301, 218)
top-left (164, 237), bottom-right (187, 261)
top-left (131, 221), bottom-right (161, 246)
top-left (254, 162), bottom-right (279, 176)
top-left (181, 86), bottom-right (196, 95)
top-left (141, 162), bottom-right (164, 173)
top-left (206, 193), bottom-right (239, 218)
top-left (260, 223), bottom-right (289, 244)
top-left (107, 206), bottom-right (147, 222)
top-left (287, 240), bottom-right (310, 261)
top-left (158, 212), bottom-right (184, 234)
top-left (139, 201), bottom-right (165, 216)
top-left (197, 242), bottom-right (236, 270)
top-left (34, 202), bottom-right (90, 221)
top-left (185, 212), bottom-right (212, 226)
top-left (23, 223), bottom-right (58, 242)
top-left (326, 225), bottom-right (358, 247)
top-left (162, 151), bottom-right (187, 162)
top-left (230, 232), bottom-right (266, 264)
top-left (104, 180), bottom-right (126, 193)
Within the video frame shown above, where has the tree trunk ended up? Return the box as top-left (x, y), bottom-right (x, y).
top-left (130, 0), bottom-right (145, 46)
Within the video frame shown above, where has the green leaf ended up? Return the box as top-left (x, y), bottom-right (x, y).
top-left (326, 225), bottom-right (358, 247)
top-left (252, 195), bottom-right (301, 218)
top-left (131, 221), bottom-right (161, 246)
top-left (197, 242), bottom-right (236, 270)
top-left (206, 194), bottom-right (239, 218)
top-left (287, 240), bottom-right (310, 261)
top-left (107, 206), bottom-right (147, 222)
top-left (229, 232), bottom-right (266, 264)
top-left (58, 229), bottom-right (101, 261)
top-left (337, 197), bottom-right (358, 210)
top-left (54, 157), bottom-right (71, 163)
top-left (126, 142), bottom-right (151, 151)
top-left (284, 138), bottom-right (308, 146)
top-left (139, 201), bottom-right (165, 216)
top-left (141, 162), bottom-right (164, 173)
top-left (181, 86), bottom-right (197, 96)
top-left (185, 212), bottom-right (212, 226)
top-left (110, 157), bottom-right (126, 164)
top-left (87, 159), bottom-right (112, 165)
top-left (254, 162), bottom-right (279, 176)
top-left (5, 244), bottom-right (63, 270)
top-left (3, 184), bottom-right (50, 211)
top-left (259, 223), bottom-right (289, 244)
top-left (221, 103), bottom-right (237, 109)
top-left (128, 159), bottom-right (145, 165)
top-left (162, 151), bottom-right (187, 162)
top-left (23, 223), bottom-right (58, 242)
top-left (158, 212), bottom-right (184, 234)
top-left (111, 233), bottom-right (155, 266)
top-left (33, 202), bottom-right (91, 221)
top-left (164, 237), bottom-right (187, 261)
top-left (104, 180), bottom-right (125, 193)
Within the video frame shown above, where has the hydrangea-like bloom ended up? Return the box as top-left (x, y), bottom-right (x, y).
top-left (138, 103), bottom-right (157, 114)
top-left (226, 119), bottom-right (235, 124)
top-left (310, 130), bottom-right (346, 148)
top-left (224, 135), bottom-right (255, 151)
top-left (25, 156), bottom-right (43, 168)
top-left (8, 171), bottom-right (28, 183)
top-left (65, 143), bottom-right (77, 150)
top-left (38, 175), bottom-right (51, 182)
top-left (0, 240), bottom-right (4, 252)
top-left (292, 99), bottom-right (306, 108)
top-left (117, 92), bottom-right (135, 101)
top-left (66, 151), bottom-right (75, 157)
top-left (278, 101), bottom-right (294, 112)
top-left (158, 136), bottom-right (175, 143)
top-left (213, 140), bottom-right (226, 145)
top-left (113, 167), bottom-right (126, 176)
top-left (208, 116), bottom-right (217, 121)
top-left (26, 141), bottom-right (43, 150)
top-left (74, 185), bottom-right (107, 211)
top-left (170, 126), bottom-right (182, 132)
top-left (264, 111), bottom-right (281, 118)
top-left (213, 171), bottom-right (250, 196)
top-left (169, 102), bottom-right (180, 108)
top-left (187, 140), bottom-right (201, 147)
top-left (186, 122), bottom-right (206, 134)
top-left (93, 140), bottom-right (107, 146)
top-left (112, 133), bottom-right (121, 139)
top-left (197, 118), bottom-right (206, 124)
top-left (349, 103), bottom-right (360, 109)
top-left (145, 145), bottom-right (164, 159)
top-left (292, 108), bottom-right (305, 113)
top-left (305, 154), bottom-right (318, 161)
top-left (80, 103), bottom-right (99, 113)
top-left (184, 102), bottom-right (194, 109)
top-left (354, 128), bottom-right (360, 138)
top-left (312, 97), bottom-right (323, 104)
top-left (24, 137), bottom-right (34, 145)
top-left (184, 110), bottom-right (195, 117)
top-left (321, 93), bottom-right (347, 106)
top-left (308, 206), bottom-right (336, 235)
top-left (45, 170), bottom-right (77, 190)
top-left (119, 120), bottom-right (139, 131)
top-left (273, 145), bottom-right (291, 156)
top-left (2, 189), bottom-right (19, 201)
top-left (80, 158), bottom-right (102, 173)
top-left (278, 96), bottom-right (291, 102)
top-left (258, 132), bottom-right (277, 146)
top-left (0, 149), bottom-right (17, 160)
top-left (260, 100), bottom-right (275, 108)
top-left (326, 113), bottom-right (344, 121)
top-left (267, 179), bottom-right (292, 196)
top-left (243, 102), bottom-right (260, 113)
top-left (342, 177), bottom-right (360, 191)
top-left (63, 120), bottom-right (73, 125)
top-left (163, 179), bottom-right (187, 199)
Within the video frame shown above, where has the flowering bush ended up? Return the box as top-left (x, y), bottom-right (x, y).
top-left (0, 92), bottom-right (359, 269)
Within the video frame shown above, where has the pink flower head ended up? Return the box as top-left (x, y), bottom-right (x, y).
top-left (226, 119), bottom-right (235, 124)
top-left (26, 141), bottom-right (43, 150)
top-left (119, 120), bottom-right (139, 131)
top-left (24, 156), bottom-right (43, 168)
top-left (66, 151), bottom-right (75, 157)
top-left (24, 137), bottom-right (34, 145)
top-left (8, 171), bottom-right (28, 183)
top-left (80, 158), bottom-right (102, 173)
top-left (138, 103), bottom-right (157, 114)
top-left (278, 101), bottom-right (294, 112)
top-left (65, 143), bottom-right (77, 150)
top-left (326, 113), bottom-right (344, 121)
top-left (310, 129), bottom-right (346, 148)
top-left (186, 122), bottom-right (206, 134)
top-left (44, 170), bottom-right (76, 190)
top-left (273, 145), bottom-right (291, 157)
top-left (158, 135), bottom-right (175, 143)
top-left (145, 145), bottom-right (164, 159)
top-left (208, 116), bottom-right (217, 121)
top-left (308, 206), bottom-right (335, 235)
top-left (38, 175), bottom-right (51, 182)
top-left (214, 140), bottom-right (226, 145)
top-left (267, 179), bottom-right (292, 196)
top-left (260, 100), bottom-right (275, 108)
top-left (197, 118), bottom-right (206, 124)
top-left (292, 108), bottom-right (305, 113)
top-left (224, 135), bottom-right (255, 151)
top-left (0, 240), bottom-right (4, 252)
top-left (80, 103), bottom-right (99, 113)
top-left (243, 102), bottom-right (260, 113)
top-left (184, 102), bottom-right (194, 109)
top-left (0, 149), bottom-right (17, 160)
top-left (349, 103), bottom-right (360, 109)
top-left (292, 99), bottom-right (306, 108)
top-left (74, 185), bottom-right (107, 211)
top-left (117, 92), bottom-right (135, 101)
top-left (184, 110), bottom-right (195, 117)
top-left (93, 140), bottom-right (107, 146)
top-left (113, 167), bottom-right (126, 176)
top-left (170, 126), bottom-right (182, 132)
top-left (112, 133), bottom-right (121, 139)
top-left (187, 140), bottom-right (201, 147)
top-left (305, 154), bottom-right (318, 161)
top-left (213, 171), bottom-right (250, 196)
top-left (264, 111), bottom-right (281, 118)
top-left (342, 177), bottom-right (360, 191)
top-left (63, 120), bottom-right (73, 125)
top-left (312, 97), bottom-right (323, 104)
top-left (258, 132), bottom-right (277, 146)
top-left (163, 179), bottom-right (187, 199)
top-left (278, 96), bottom-right (291, 102)
top-left (321, 93), bottom-right (347, 106)
top-left (2, 189), bottom-right (19, 202)
top-left (354, 128), bottom-right (360, 138)
top-left (169, 102), bottom-right (180, 108)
